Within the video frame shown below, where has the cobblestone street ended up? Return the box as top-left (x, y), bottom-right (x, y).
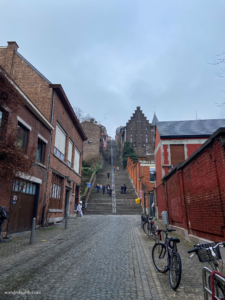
top-left (0, 215), bottom-right (217, 300)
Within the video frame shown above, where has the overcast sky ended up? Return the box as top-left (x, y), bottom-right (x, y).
top-left (1, 0), bottom-right (225, 137)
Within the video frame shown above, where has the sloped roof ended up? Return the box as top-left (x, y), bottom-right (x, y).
top-left (156, 119), bottom-right (225, 138)
top-left (15, 50), bottom-right (52, 84)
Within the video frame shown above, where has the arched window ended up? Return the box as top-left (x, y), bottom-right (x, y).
top-left (130, 126), bottom-right (132, 129)
top-left (145, 126), bottom-right (147, 130)
top-left (146, 134), bottom-right (148, 143)
top-left (130, 134), bottom-right (132, 142)
top-left (146, 147), bottom-right (148, 155)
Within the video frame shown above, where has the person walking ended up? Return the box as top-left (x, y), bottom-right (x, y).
top-left (117, 166), bottom-right (119, 171)
top-left (121, 185), bottom-right (124, 194)
top-left (114, 166), bottom-right (115, 171)
top-left (123, 184), bottom-right (127, 194)
top-left (102, 185), bottom-right (105, 194)
top-left (107, 172), bottom-right (110, 178)
top-left (107, 185), bottom-right (111, 195)
top-left (77, 202), bottom-right (83, 217)
top-left (96, 184), bottom-right (100, 193)
top-left (109, 187), bottom-right (112, 196)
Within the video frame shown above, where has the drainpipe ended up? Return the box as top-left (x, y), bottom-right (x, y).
top-left (41, 89), bottom-right (55, 226)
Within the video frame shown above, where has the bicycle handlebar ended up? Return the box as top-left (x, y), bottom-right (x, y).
top-left (188, 241), bottom-right (225, 254)
top-left (188, 247), bottom-right (199, 254)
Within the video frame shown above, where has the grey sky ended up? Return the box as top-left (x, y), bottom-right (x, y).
top-left (1, 0), bottom-right (225, 137)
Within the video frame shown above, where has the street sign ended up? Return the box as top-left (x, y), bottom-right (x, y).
top-left (88, 183), bottom-right (91, 188)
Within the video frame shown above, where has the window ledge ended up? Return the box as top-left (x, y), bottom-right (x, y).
top-left (48, 209), bottom-right (63, 213)
top-left (150, 181), bottom-right (156, 183)
top-left (36, 161), bottom-right (47, 169)
top-left (53, 153), bottom-right (67, 165)
top-left (67, 165), bottom-right (81, 178)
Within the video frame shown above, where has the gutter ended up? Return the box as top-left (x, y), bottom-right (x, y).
top-left (41, 89), bottom-right (55, 226)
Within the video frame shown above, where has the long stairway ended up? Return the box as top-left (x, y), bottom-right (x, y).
top-left (86, 141), bottom-right (142, 215)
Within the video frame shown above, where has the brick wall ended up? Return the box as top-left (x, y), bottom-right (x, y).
top-left (0, 42), bottom-right (53, 122)
top-left (0, 75), bottom-right (51, 232)
top-left (158, 129), bottom-right (225, 242)
top-left (81, 121), bottom-right (100, 162)
top-left (127, 157), bottom-right (155, 209)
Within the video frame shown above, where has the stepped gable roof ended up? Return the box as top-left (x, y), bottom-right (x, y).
top-left (15, 50), bottom-right (52, 84)
top-left (127, 106), bottom-right (150, 125)
top-left (152, 113), bottom-right (158, 125)
top-left (156, 119), bottom-right (225, 138)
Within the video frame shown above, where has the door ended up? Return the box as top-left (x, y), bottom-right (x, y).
top-left (64, 189), bottom-right (70, 217)
top-left (75, 185), bottom-right (79, 210)
top-left (9, 179), bottom-right (37, 233)
top-left (9, 192), bottom-right (35, 233)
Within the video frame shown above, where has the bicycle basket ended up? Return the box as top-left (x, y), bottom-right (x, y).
top-left (197, 244), bottom-right (221, 263)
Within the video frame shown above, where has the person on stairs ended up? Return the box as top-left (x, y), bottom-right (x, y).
top-left (123, 184), bottom-right (127, 194)
top-left (107, 185), bottom-right (111, 195)
top-left (107, 172), bottom-right (110, 178)
top-left (102, 185), bottom-right (105, 194)
top-left (121, 185), bottom-right (124, 194)
top-left (117, 166), bottom-right (119, 171)
top-left (114, 166), bottom-right (115, 171)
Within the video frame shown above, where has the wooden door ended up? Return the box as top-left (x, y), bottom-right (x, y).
top-left (170, 145), bottom-right (185, 167)
top-left (9, 192), bottom-right (35, 233)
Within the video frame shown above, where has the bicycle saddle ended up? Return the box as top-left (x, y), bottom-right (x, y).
top-left (149, 217), bottom-right (153, 220)
top-left (170, 237), bottom-right (180, 243)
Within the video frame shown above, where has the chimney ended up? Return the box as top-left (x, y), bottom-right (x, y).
top-left (3, 41), bottom-right (19, 74)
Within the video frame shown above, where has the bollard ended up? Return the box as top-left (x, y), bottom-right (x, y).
top-left (65, 212), bottom-right (68, 229)
top-left (141, 212), bottom-right (143, 229)
top-left (30, 217), bottom-right (36, 245)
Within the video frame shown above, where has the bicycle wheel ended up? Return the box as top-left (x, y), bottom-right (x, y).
top-left (143, 222), bottom-right (151, 236)
top-left (152, 243), bottom-right (168, 273)
top-left (169, 252), bottom-right (182, 290)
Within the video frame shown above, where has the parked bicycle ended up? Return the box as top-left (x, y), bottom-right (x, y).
top-left (188, 241), bottom-right (225, 299)
top-left (152, 229), bottom-right (182, 290)
top-left (143, 216), bottom-right (158, 239)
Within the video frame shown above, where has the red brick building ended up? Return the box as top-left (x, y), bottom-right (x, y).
top-left (127, 157), bottom-right (155, 215)
top-left (0, 67), bottom-right (53, 234)
top-left (0, 41), bottom-right (87, 227)
top-left (155, 119), bottom-right (225, 220)
top-left (157, 128), bottom-right (225, 243)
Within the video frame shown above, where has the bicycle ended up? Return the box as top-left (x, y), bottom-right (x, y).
top-left (143, 217), bottom-right (158, 239)
top-left (188, 241), bottom-right (225, 299)
top-left (152, 229), bottom-right (182, 290)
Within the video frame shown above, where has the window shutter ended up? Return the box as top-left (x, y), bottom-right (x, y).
top-left (55, 124), bottom-right (66, 154)
top-left (74, 148), bottom-right (80, 174)
top-left (170, 145), bottom-right (185, 167)
top-left (68, 140), bottom-right (73, 163)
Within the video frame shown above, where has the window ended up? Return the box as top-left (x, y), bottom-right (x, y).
top-left (170, 145), bottom-right (185, 167)
top-left (130, 134), bottom-right (132, 142)
top-left (16, 123), bottom-right (29, 150)
top-left (150, 166), bottom-right (156, 182)
top-left (145, 126), bottom-right (147, 130)
top-left (146, 134), bottom-right (148, 143)
top-left (146, 147), bottom-right (148, 155)
top-left (0, 110), bottom-right (8, 137)
top-left (54, 124), bottom-right (66, 161)
top-left (68, 139), bottom-right (73, 167)
top-left (36, 138), bottom-right (46, 164)
top-left (74, 148), bottom-right (80, 174)
top-left (50, 174), bottom-right (62, 198)
top-left (13, 179), bottom-right (36, 194)
top-left (130, 126), bottom-right (132, 129)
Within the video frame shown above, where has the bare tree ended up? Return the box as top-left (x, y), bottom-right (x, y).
top-left (209, 52), bottom-right (225, 107)
top-left (73, 106), bottom-right (95, 122)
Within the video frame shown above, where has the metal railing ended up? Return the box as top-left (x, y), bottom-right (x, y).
top-left (202, 267), bottom-right (225, 300)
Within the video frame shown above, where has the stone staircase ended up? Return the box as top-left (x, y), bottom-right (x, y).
top-left (86, 141), bottom-right (142, 215)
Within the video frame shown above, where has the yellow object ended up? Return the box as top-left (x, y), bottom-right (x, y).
top-left (42, 240), bottom-right (47, 242)
top-left (135, 198), bottom-right (140, 204)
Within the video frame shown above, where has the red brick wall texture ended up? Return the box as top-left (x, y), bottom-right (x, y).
top-left (157, 133), bottom-right (225, 242)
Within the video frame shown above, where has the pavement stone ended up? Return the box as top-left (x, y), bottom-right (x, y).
top-left (0, 214), bottom-right (224, 299)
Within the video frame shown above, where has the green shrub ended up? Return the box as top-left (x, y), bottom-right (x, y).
top-left (122, 142), bottom-right (138, 168)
